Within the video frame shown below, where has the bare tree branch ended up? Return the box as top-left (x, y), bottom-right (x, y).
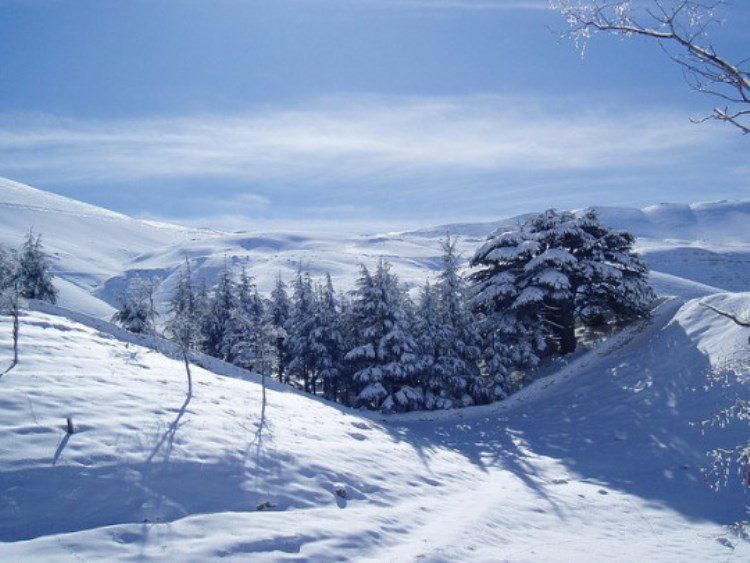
top-left (699, 301), bottom-right (750, 328)
top-left (553, 0), bottom-right (750, 134)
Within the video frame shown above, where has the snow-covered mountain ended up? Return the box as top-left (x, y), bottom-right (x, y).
top-left (1, 177), bottom-right (749, 559)
top-left (1, 177), bottom-right (748, 317)
top-left (0, 292), bottom-right (747, 560)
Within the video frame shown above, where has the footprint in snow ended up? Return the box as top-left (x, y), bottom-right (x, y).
top-left (348, 432), bottom-right (367, 441)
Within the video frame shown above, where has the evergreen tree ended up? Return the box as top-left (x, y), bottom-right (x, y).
top-left (112, 276), bottom-right (158, 335)
top-left (345, 260), bottom-right (420, 412)
top-left (166, 259), bottom-right (200, 395)
top-left (287, 269), bottom-right (317, 392)
top-left (17, 230), bottom-right (57, 303)
top-left (470, 229), bottom-right (549, 391)
top-left (112, 292), bottom-right (153, 334)
top-left (471, 209), bottom-right (654, 376)
top-left (314, 273), bottom-right (345, 401)
top-left (432, 236), bottom-right (485, 407)
top-left (226, 265), bottom-right (270, 373)
top-left (201, 259), bottom-right (237, 360)
top-left (269, 273), bottom-right (291, 383)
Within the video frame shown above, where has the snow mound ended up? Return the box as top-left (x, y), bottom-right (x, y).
top-left (0, 294), bottom-right (748, 560)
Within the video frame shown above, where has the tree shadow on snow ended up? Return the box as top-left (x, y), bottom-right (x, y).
top-left (381, 308), bottom-right (748, 526)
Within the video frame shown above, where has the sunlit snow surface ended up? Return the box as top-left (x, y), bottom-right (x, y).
top-left (1, 177), bottom-right (748, 318)
top-left (0, 294), bottom-right (748, 560)
top-left (1, 177), bottom-right (749, 560)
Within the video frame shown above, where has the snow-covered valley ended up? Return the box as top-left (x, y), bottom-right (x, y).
top-left (1, 177), bottom-right (748, 317)
top-left (0, 294), bottom-right (748, 560)
top-left (0, 178), bottom-right (749, 560)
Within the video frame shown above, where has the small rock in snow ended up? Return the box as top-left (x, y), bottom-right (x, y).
top-left (256, 500), bottom-right (276, 511)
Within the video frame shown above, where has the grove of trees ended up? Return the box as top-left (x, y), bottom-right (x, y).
top-left (113, 209), bottom-right (655, 413)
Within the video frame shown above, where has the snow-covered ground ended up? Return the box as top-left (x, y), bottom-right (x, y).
top-left (1, 177), bottom-right (749, 560)
top-left (0, 292), bottom-right (747, 560)
top-left (1, 177), bottom-right (748, 317)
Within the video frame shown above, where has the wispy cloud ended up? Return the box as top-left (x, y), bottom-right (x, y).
top-left (334, 0), bottom-right (550, 10)
top-left (0, 94), bottom-right (728, 189)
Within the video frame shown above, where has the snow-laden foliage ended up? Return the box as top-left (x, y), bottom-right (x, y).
top-left (16, 230), bottom-right (57, 304)
top-left (699, 358), bottom-right (750, 496)
top-left (202, 259), bottom-right (238, 361)
top-left (225, 266), bottom-right (271, 374)
top-left (165, 258), bottom-right (203, 363)
top-left (471, 209), bottom-right (654, 384)
top-left (112, 276), bottom-right (158, 335)
top-left (314, 274), bottom-right (345, 401)
top-left (287, 269), bottom-right (319, 393)
top-left (345, 260), bottom-right (419, 411)
top-left (268, 273), bottom-right (291, 382)
top-left (416, 237), bottom-right (488, 409)
top-left (159, 214), bottom-right (652, 413)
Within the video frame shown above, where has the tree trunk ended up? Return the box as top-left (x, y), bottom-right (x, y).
top-left (276, 337), bottom-right (285, 382)
top-left (12, 303), bottom-right (19, 366)
top-left (183, 348), bottom-right (193, 397)
top-left (557, 300), bottom-right (577, 355)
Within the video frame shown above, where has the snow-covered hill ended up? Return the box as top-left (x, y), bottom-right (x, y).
top-left (1, 177), bottom-right (748, 318)
top-left (0, 178), bottom-right (210, 317)
top-left (0, 293), bottom-right (747, 560)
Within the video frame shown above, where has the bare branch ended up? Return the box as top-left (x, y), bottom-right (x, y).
top-left (699, 302), bottom-right (750, 328)
top-left (552, 0), bottom-right (750, 134)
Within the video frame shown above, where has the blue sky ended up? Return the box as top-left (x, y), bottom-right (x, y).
top-left (0, 0), bottom-right (748, 231)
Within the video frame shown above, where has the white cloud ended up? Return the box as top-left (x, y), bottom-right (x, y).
top-left (0, 94), bottom-right (728, 188)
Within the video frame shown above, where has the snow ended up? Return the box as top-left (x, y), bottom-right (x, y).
top-left (0, 292), bottom-right (748, 560)
top-left (1, 178), bottom-right (749, 559)
top-left (3, 177), bottom-right (748, 320)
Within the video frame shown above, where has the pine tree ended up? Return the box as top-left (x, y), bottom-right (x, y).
top-left (17, 230), bottom-right (57, 304)
top-left (166, 259), bottom-right (200, 396)
top-left (314, 273), bottom-right (345, 401)
top-left (201, 259), bottom-right (237, 360)
top-left (432, 236), bottom-right (485, 407)
top-left (112, 276), bottom-right (158, 335)
top-left (470, 209), bottom-right (654, 378)
top-left (269, 273), bottom-right (291, 383)
top-left (112, 291), bottom-right (153, 334)
top-left (287, 269), bottom-right (317, 392)
top-left (226, 265), bottom-right (270, 373)
top-left (345, 260), bottom-right (420, 412)
top-left (470, 229), bottom-right (548, 391)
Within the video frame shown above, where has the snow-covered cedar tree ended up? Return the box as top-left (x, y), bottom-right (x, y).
top-left (17, 229), bottom-right (57, 304)
top-left (345, 259), bottom-right (420, 412)
top-left (470, 228), bottom-right (549, 393)
top-left (313, 274), bottom-right (345, 401)
top-left (201, 258), bottom-right (237, 361)
top-left (268, 272), bottom-right (291, 383)
top-left (471, 209), bottom-right (654, 371)
top-left (166, 259), bottom-right (201, 395)
top-left (286, 269), bottom-right (318, 393)
top-left (434, 236), bottom-right (486, 407)
top-left (226, 265), bottom-right (271, 374)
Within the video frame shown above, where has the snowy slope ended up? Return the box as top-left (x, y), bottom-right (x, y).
top-left (0, 294), bottom-right (747, 560)
top-left (0, 177), bottom-right (211, 316)
top-left (2, 177), bottom-right (748, 318)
